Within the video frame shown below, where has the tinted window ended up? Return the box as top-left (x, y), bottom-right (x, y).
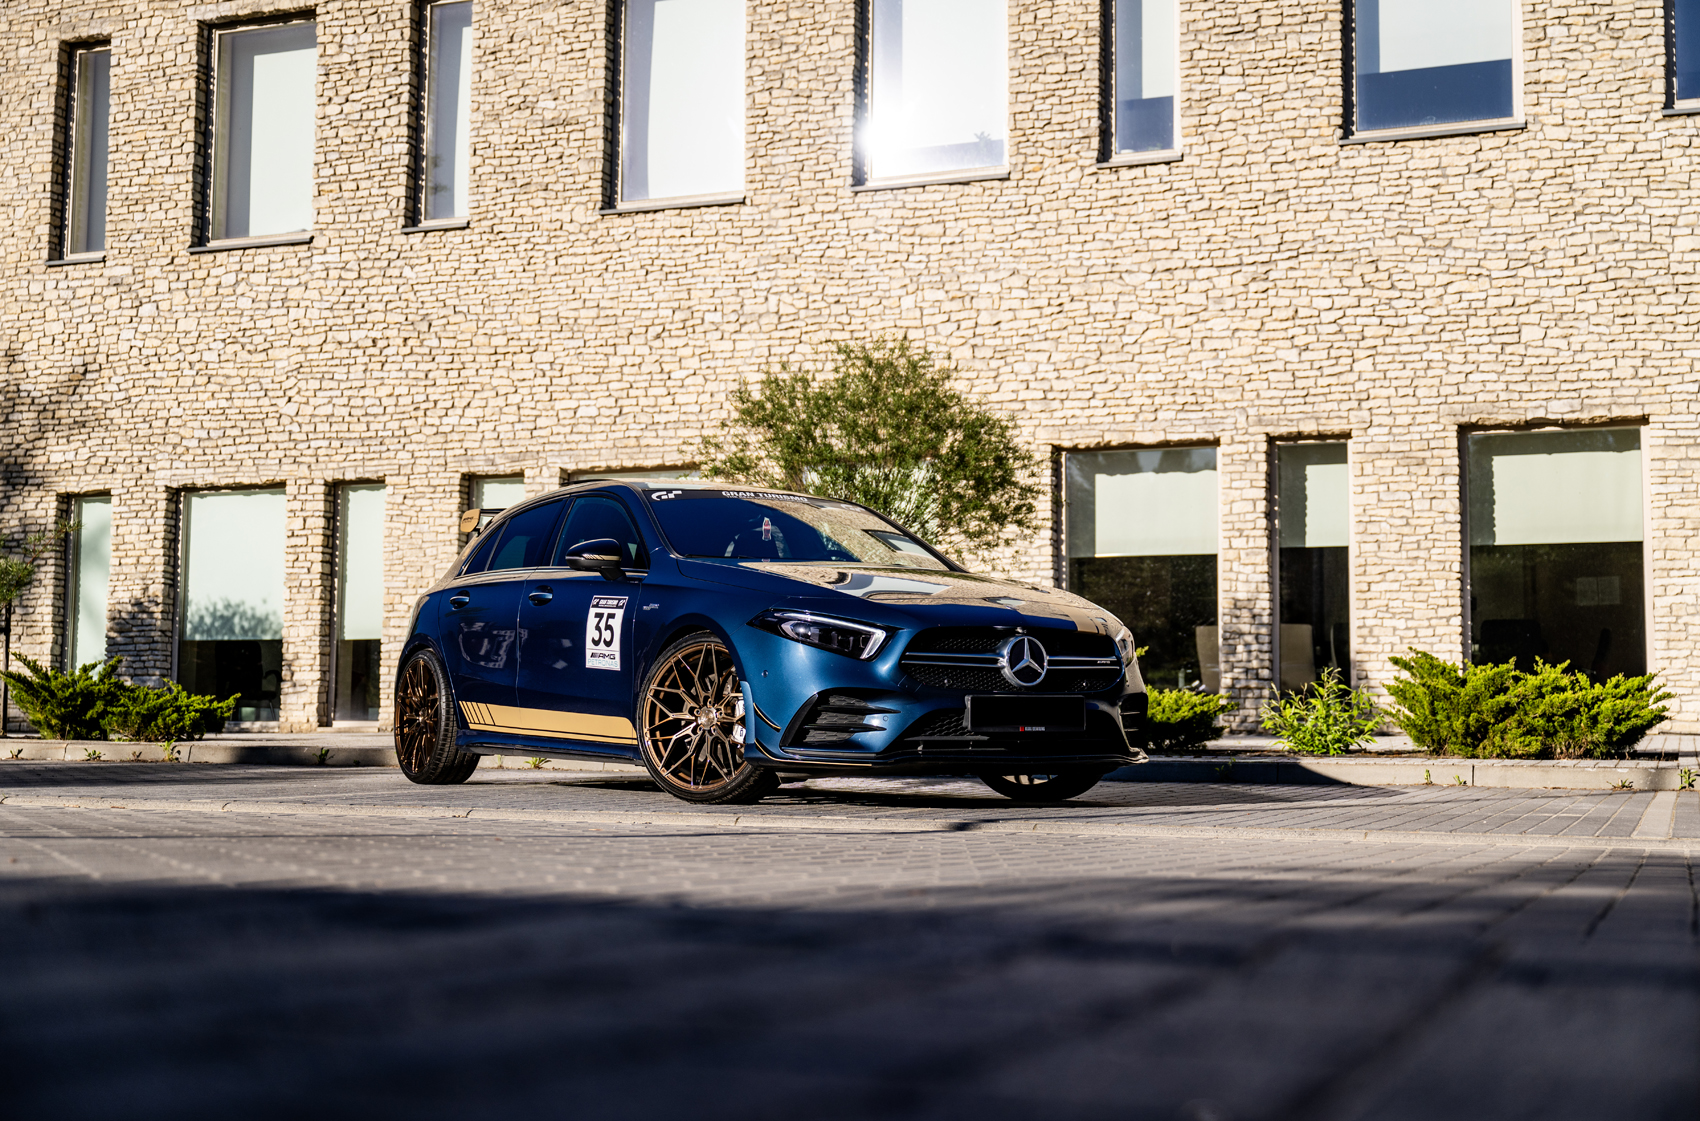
top-left (646, 491), bottom-right (949, 569)
top-left (553, 496), bottom-right (648, 568)
top-left (487, 499), bottom-right (566, 571)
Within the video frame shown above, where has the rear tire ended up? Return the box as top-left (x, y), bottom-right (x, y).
top-left (394, 649), bottom-right (480, 785)
top-left (638, 631), bottom-right (778, 805)
top-left (979, 769), bottom-right (1103, 802)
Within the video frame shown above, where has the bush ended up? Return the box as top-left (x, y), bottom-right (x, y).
top-left (1259, 667), bottom-right (1381, 755)
top-left (0, 654), bottom-right (236, 742)
top-left (1386, 650), bottom-right (1670, 759)
top-left (104, 681), bottom-right (237, 742)
top-left (1145, 687), bottom-right (1237, 753)
top-left (0, 655), bottom-right (129, 740)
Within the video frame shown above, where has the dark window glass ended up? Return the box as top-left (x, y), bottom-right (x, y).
top-left (486, 499), bottom-right (565, 571)
top-left (1676, 0), bottom-right (1700, 103)
top-left (1065, 448), bottom-right (1218, 691)
top-left (553, 496), bottom-right (649, 568)
top-left (1353, 0), bottom-right (1514, 133)
top-left (1275, 444), bottom-right (1350, 691)
top-left (1467, 429), bottom-right (1644, 678)
top-left (460, 525), bottom-right (502, 574)
top-left (1111, 0), bottom-right (1175, 154)
top-left (646, 492), bottom-right (948, 569)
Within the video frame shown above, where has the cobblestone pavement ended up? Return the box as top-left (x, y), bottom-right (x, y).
top-left (3, 763), bottom-right (1698, 1120)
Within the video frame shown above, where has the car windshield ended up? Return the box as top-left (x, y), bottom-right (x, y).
top-left (645, 490), bottom-right (951, 569)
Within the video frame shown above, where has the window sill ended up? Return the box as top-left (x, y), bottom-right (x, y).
top-left (600, 192), bottom-right (745, 215)
top-left (46, 252), bottom-right (106, 267)
top-left (1341, 118), bottom-right (1524, 145)
top-left (1663, 103), bottom-right (1700, 117)
top-left (852, 166), bottom-right (1009, 192)
top-left (188, 232), bottom-right (313, 254)
top-left (402, 217), bottom-right (470, 233)
top-left (1097, 150), bottom-right (1183, 169)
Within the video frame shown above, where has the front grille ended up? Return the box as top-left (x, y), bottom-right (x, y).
top-left (900, 627), bottom-right (1122, 694)
top-left (902, 708), bottom-right (974, 740)
top-left (788, 693), bottom-right (897, 746)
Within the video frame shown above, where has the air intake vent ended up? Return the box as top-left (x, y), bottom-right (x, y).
top-left (787, 693), bottom-right (898, 746)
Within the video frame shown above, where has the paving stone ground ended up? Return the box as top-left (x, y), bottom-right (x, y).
top-left (2, 762), bottom-right (1697, 1120)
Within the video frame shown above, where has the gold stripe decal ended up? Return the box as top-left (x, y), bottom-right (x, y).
top-left (460, 702), bottom-right (638, 745)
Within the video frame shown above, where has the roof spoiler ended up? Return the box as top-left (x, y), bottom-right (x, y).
top-left (459, 507), bottom-right (504, 536)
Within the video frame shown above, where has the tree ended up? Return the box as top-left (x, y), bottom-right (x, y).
top-left (699, 337), bottom-right (1043, 551)
top-left (0, 520), bottom-right (78, 738)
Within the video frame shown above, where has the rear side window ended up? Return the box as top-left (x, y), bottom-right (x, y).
top-left (486, 498), bottom-right (566, 572)
top-left (459, 525), bottom-right (503, 575)
top-left (552, 496), bottom-right (648, 568)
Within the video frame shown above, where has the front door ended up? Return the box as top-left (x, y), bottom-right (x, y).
top-left (440, 496), bottom-right (566, 734)
top-left (514, 494), bottom-right (650, 756)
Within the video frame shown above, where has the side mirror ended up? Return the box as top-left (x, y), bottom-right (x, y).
top-left (562, 538), bottom-right (625, 578)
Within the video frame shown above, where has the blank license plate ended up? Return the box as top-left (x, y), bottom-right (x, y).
top-left (965, 695), bottom-right (1086, 733)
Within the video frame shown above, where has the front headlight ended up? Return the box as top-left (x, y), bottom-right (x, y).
top-left (1114, 626), bottom-right (1146, 692)
top-left (749, 610), bottom-right (892, 660)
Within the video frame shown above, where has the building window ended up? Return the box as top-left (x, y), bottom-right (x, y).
top-left (1106, 0), bottom-right (1176, 156)
top-left (1274, 443), bottom-right (1349, 692)
top-left (422, 1), bottom-right (473, 221)
top-left (65, 495), bottom-right (112, 668)
top-left (465, 474), bottom-right (526, 537)
top-left (179, 489), bottom-right (286, 722)
top-left (1349, 0), bottom-right (1516, 136)
top-left (1065, 447), bottom-right (1218, 691)
top-left (334, 484), bottom-right (385, 723)
top-left (62, 44), bottom-right (111, 257)
top-left (617, 0), bottom-right (745, 205)
top-left (209, 20), bottom-right (317, 241)
top-left (862, 0), bottom-right (1007, 183)
top-left (1674, 0), bottom-right (1700, 108)
top-left (1466, 428), bottom-right (1644, 678)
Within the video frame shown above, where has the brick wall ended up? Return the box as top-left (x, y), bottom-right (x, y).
top-left (2, 0), bottom-right (1696, 733)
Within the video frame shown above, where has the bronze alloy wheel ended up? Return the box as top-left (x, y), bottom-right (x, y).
top-left (979, 770), bottom-right (1104, 802)
top-left (639, 632), bottom-right (777, 804)
top-left (393, 650), bottom-right (479, 785)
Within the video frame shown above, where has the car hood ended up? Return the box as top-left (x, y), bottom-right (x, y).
top-left (681, 560), bottom-right (1125, 636)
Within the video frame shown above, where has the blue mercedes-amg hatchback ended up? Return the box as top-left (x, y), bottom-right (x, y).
top-left (395, 480), bottom-right (1148, 803)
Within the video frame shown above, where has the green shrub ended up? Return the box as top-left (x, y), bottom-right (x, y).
top-left (1145, 687), bottom-right (1237, 753)
top-left (103, 681), bottom-right (237, 742)
top-left (0, 655), bottom-right (129, 740)
top-left (1386, 650), bottom-right (1669, 759)
top-left (0, 654), bottom-right (237, 742)
top-left (1259, 667), bottom-right (1381, 755)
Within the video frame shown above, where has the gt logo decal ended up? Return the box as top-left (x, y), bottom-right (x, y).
top-left (586, 595), bottom-right (628, 671)
top-left (651, 490), bottom-right (683, 500)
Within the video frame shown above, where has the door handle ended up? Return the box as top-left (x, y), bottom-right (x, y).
top-left (528, 586), bottom-right (554, 606)
top-left (449, 593), bottom-right (471, 609)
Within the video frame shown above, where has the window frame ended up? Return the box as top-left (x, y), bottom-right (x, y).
top-left (852, 0), bottom-right (1012, 191)
top-left (197, 12), bottom-right (319, 250)
top-left (1667, 0), bottom-right (1700, 114)
top-left (1269, 439), bottom-right (1354, 691)
top-left (604, 0), bottom-right (748, 214)
top-left (1341, 0), bottom-right (1525, 145)
top-left (410, 0), bottom-right (475, 230)
top-left (55, 42), bottom-right (112, 263)
top-left (1097, 0), bottom-right (1182, 167)
top-left (61, 493), bottom-right (113, 670)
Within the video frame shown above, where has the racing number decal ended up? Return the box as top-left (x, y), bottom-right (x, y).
top-left (585, 595), bottom-right (628, 672)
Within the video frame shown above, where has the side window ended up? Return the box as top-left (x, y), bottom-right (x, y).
top-left (459, 522), bottom-right (503, 575)
top-left (487, 499), bottom-right (566, 572)
top-left (553, 496), bottom-right (648, 568)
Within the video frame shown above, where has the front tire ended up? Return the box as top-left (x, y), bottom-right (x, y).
top-left (979, 770), bottom-right (1103, 803)
top-left (394, 649), bottom-right (480, 785)
top-left (638, 631), bottom-right (778, 805)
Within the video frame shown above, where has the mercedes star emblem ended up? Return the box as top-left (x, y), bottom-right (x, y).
top-left (997, 635), bottom-right (1048, 688)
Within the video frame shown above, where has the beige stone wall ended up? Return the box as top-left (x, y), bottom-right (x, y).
top-left (2, 0), bottom-right (1697, 733)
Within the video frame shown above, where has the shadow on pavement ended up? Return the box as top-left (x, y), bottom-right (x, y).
top-left (5, 856), bottom-right (1695, 1121)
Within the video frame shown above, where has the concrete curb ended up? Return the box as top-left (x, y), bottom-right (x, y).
top-left (1113, 756), bottom-right (1699, 791)
top-left (1, 791), bottom-right (1693, 854)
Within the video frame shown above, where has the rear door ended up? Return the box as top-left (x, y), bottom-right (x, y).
top-left (439, 497), bottom-right (566, 731)
top-left (514, 494), bottom-right (650, 755)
